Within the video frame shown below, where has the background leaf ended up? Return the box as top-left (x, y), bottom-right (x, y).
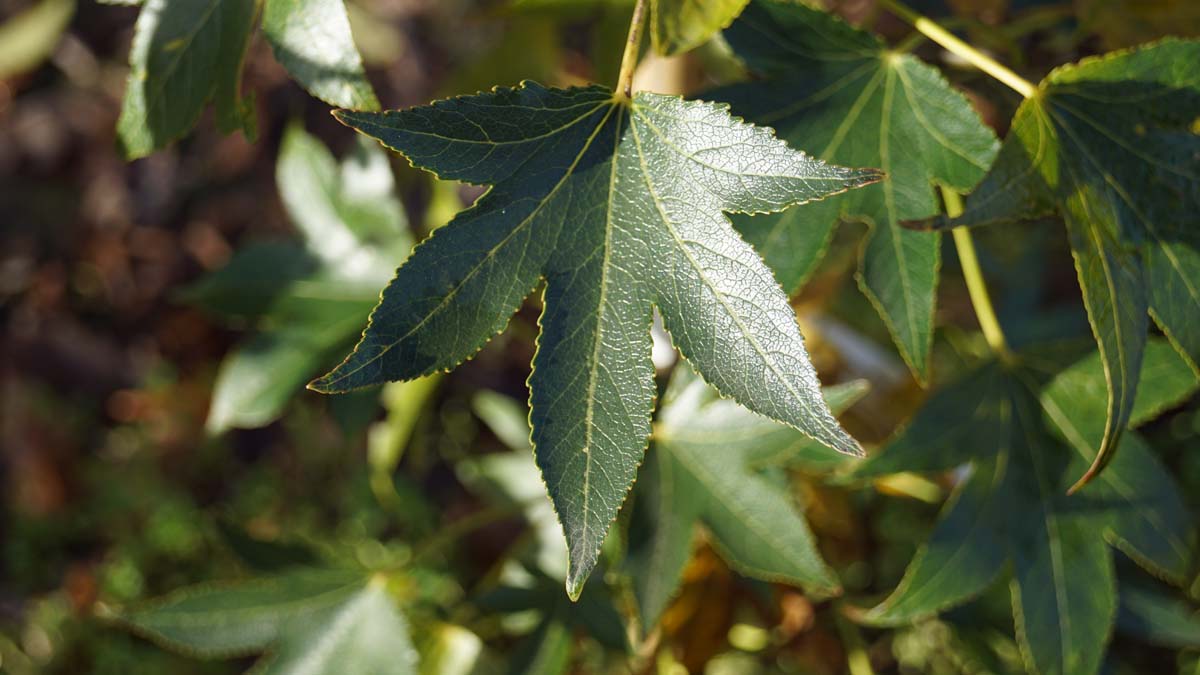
top-left (716, 0), bottom-right (999, 381)
top-left (262, 0), bottom-right (380, 111)
top-left (939, 39), bottom-right (1200, 487)
top-left (117, 0), bottom-right (258, 158)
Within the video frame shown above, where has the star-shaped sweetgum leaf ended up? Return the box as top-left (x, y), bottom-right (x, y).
top-left (927, 39), bottom-right (1200, 489)
top-left (852, 339), bottom-right (1198, 675)
top-left (309, 82), bottom-right (880, 598)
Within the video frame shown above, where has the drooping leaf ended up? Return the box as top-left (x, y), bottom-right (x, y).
top-left (193, 124), bottom-right (410, 432)
top-left (931, 39), bottom-right (1200, 488)
top-left (626, 366), bottom-right (866, 630)
top-left (715, 0), bottom-right (999, 381)
top-left (121, 570), bottom-right (418, 674)
top-left (262, 0), bottom-right (379, 110)
top-left (852, 341), bottom-right (1198, 675)
top-left (117, 0), bottom-right (258, 159)
top-left (650, 0), bottom-right (749, 56)
top-left (310, 82), bottom-right (880, 597)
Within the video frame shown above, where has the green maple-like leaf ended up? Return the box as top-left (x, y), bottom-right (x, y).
top-left (188, 124), bottom-right (410, 432)
top-left (627, 366), bottom-right (868, 630)
top-left (117, 0), bottom-right (258, 159)
top-left (713, 0), bottom-right (999, 382)
top-left (120, 570), bottom-right (418, 674)
top-left (262, 0), bottom-right (379, 110)
top-left (651, 0), bottom-right (750, 56)
top-left (928, 39), bottom-right (1200, 488)
top-left (310, 81), bottom-right (880, 597)
top-left (852, 339), bottom-right (1198, 675)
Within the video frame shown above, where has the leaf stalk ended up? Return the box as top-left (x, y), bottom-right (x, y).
top-left (616, 0), bottom-right (649, 100)
top-left (942, 187), bottom-right (1014, 362)
top-left (879, 0), bottom-right (1037, 99)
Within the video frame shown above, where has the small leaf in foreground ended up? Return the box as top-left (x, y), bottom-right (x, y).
top-left (931, 39), bottom-right (1200, 488)
top-left (311, 81), bottom-right (880, 598)
top-left (627, 365), bottom-right (868, 630)
top-left (117, 0), bottom-right (258, 159)
top-left (852, 340), bottom-right (1198, 675)
top-left (715, 0), bottom-right (999, 381)
top-left (120, 570), bottom-right (418, 674)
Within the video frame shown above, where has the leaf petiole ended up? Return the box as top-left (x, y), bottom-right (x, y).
top-left (879, 0), bottom-right (1037, 99)
top-left (942, 186), bottom-right (1014, 362)
top-left (616, 0), bottom-right (649, 100)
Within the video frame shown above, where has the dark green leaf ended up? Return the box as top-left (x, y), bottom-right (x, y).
top-left (262, 0), bottom-right (379, 110)
top-left (853, 345), bottom-right (1196, 675)
top-left (506, 615), bottom-right (572, 675)
top-left (1116, 578), bottom-right (1200, 649)
top-left (626, 366), bottom-right (857, 630)
top-left (117, 0), bottom-right (257, 158)
top-left (934, 39), bottom-right (1200, 488)
top-left (121, 571), bottom-right (417, 674)
top-left (312, 82), bottom-right (880, 597)
top-left (717, 0), bottom-right (999, 381)
top-left (215, 521), bottom-right (323, 573)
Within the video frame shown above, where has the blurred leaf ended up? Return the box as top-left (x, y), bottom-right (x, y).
top-left (506, 615), bottom-right (571, 675)
top-left (438, 16), bottom-right (564, 97)
top-left (117, 0), bottom-right (258, 158)
top-left (473, 389), bottom-right (533, 452)
top-left (314, 83), bottom-right (878, 598)
top-left (276, 122), bottom-right (410, 282)
top-left (935, 39), bottom-right (1200, 489)
top-left (853, 342), bottom-right (1198, 675)
top-left (419, 623), bottom-right (488, 675)
top-left (196, 124), bottom-right (412, 432)
top-left (121, 570), bottom-right (417, 674)
top-left (465, 392), bottom-right (566, 579)
top-left (476, 569), bottom-right (628, 652)
top-left (369, 375), bottom-right (442, 475)
top-left (262, 0), bottom-right (379, 110)
top-left (1076, 0), bottom-right (1200, 48)
top-left (651, 0), bottom-right (749, 56)
top-left (716, 0), bottom-right (999, 382)
top-left (206, 319), bottom-right (371, 432)
top-left (0, 0), bottom-right (74, 80)
top-left (216, 521), bottom-right (323, 573)
top-left (626, 366), bottom-right (854, 631)
top-left (1116, 577), bottom-right (1200, 649)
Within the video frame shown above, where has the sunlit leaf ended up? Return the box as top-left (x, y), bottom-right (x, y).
top-left (311, 81), bottom-right (880, 597)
